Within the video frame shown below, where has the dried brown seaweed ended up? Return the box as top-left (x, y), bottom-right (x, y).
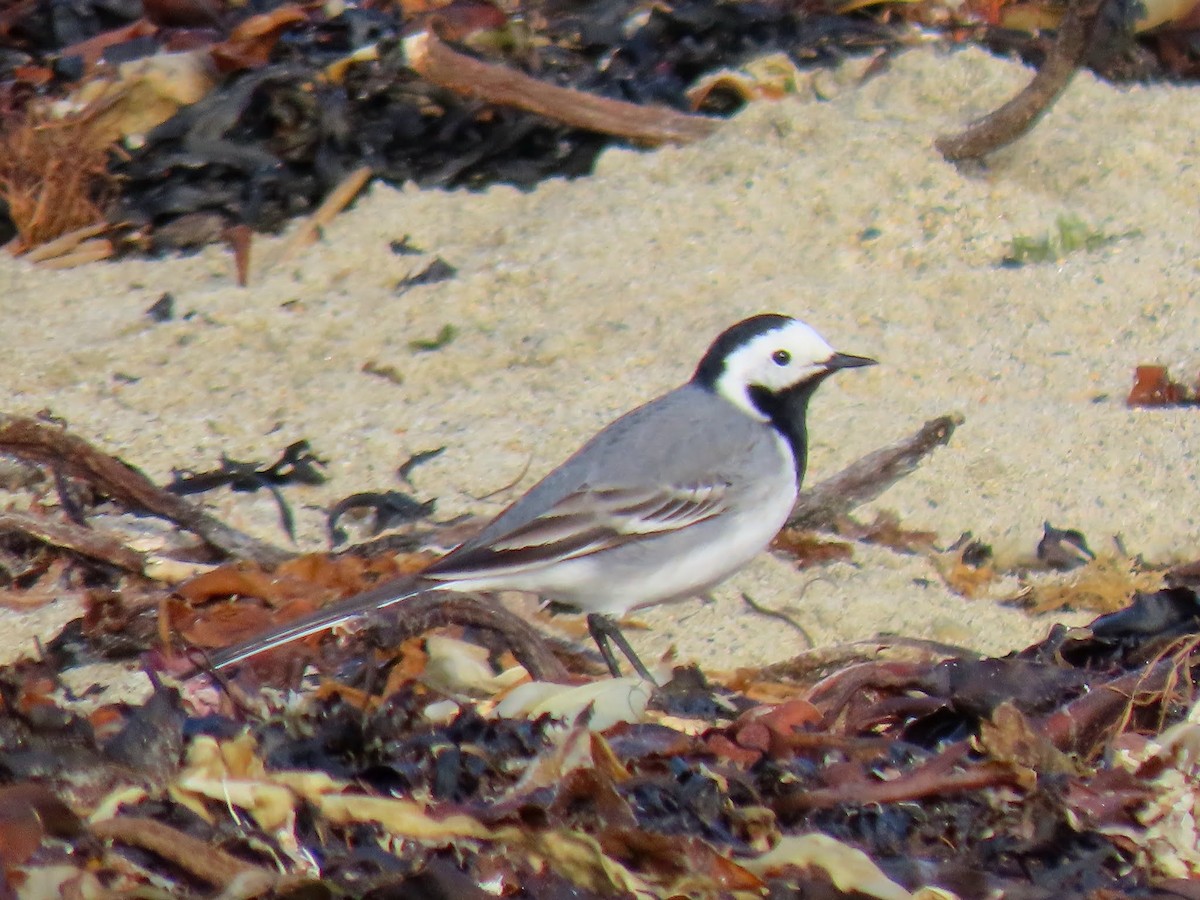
top-left (0, 108), bottom-right (117, 251)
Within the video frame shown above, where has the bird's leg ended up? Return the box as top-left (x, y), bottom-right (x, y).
top-left (586, 613), bottom-right (658, 685)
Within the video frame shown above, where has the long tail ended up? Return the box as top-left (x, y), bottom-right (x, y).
top-left (198, 575), bottom-right (436, 672)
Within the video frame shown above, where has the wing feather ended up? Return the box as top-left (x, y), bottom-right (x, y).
top-left (427, 481), bottom-right (730, 579)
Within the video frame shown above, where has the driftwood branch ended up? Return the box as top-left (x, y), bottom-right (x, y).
top-left (403, 29), bottom-right (720, 146)
top-left (788, 414), bottom-right (963, 530)
top-left (0, 415), bottom-right (290, 567)
top-left (935, 0), bottom-right (1106, 161)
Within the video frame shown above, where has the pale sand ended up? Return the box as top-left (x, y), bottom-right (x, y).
top-left (2, 46), bottom-right (1198, 681)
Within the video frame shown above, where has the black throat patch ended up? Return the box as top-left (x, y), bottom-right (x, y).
top-left (747, 378), bottom-right (826, 486)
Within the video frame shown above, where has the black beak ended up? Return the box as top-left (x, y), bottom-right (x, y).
top-left (825, 352), bottom-right (877, 370)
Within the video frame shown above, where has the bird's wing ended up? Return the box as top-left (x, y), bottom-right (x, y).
top-left (203, 482), bottom-right (730, 671)
top-left (427, 481), bottom-right (731, 577)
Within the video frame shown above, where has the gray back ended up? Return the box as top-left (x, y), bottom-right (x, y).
top-left (452, 382), bottom-right (779, 553)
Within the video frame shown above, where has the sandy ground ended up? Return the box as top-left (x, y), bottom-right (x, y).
top-left (1, 45), bottom-right (1198, 686)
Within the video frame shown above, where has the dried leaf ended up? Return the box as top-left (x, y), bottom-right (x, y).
top-left (840, 510), bottom-right (938, 554)
top-left (502, 827), bottom-right (654, 895)
top-left (143, 0), bottom-right (224, 27)
top-left (976, 701), bottom-right (1080, 777)
top-left (64, 48), bottom-right (217, 144)
top-left (741, 833), bottom-right (914, 899)
top-left (320, 794), bottom-right (490, 842)
top-left (175, 562), bottom-right (306, 605)
top-left (210, 5), bottom-right (308, 73)
top-left (1127, 364), bottom-right (1193, 407)
top-left (176, 599), bottom-right (280, 649)
top-left (771, 528), bottom-right (854, 568)
top-left (930, 542), bottom-right (998, 598)
top-left (172, 734), bottom-right (297, 830)
top-left (1103, 700), bottom-right (1200, 878)
top-left (705, 732), bottom-right (762, 766)
top-left (0, 784), bottom-right (81, 866)
top-left (56, 20), bottom-right (160, 72)
top-left (494, 677), bottom-right (653, 732)
top-left (597, 828), bottom-right (764, 892)
top-left (686, 52), bottom-right (806, 109)
top-left (423, 633), bottom-right (527, 696)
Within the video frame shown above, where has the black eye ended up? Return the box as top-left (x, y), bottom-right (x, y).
top-left (772, 350), bottom-right (791, 366)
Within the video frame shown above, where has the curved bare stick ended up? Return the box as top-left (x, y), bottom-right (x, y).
top-left (777, 748), bottom-right (1022, 813)
top-left (935, 0), bottom-right (1106, 162)
top-left (368, 593), bottom-right (570, 683)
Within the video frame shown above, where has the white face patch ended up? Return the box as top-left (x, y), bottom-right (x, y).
top-left (714, 320), bottom-right (837, 420)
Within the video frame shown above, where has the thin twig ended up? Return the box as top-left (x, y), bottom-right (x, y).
top-left (470, 454), bottom-right (533, 502)
top-left (274, 164), bottom-right (373, 269)
top-left (789, 414), bottom-right (962, 530)
top-left (225, 223), bottom-right (252, 287)
top-left (91, 817), bottom-right (275, 888)
top-left (760, 636), bottom-right (977, 686)
top-left (741, 591), bottom-right (814, 649)
top-left (0, 415), bottom-right (290, 566)
top-left (23, 223), bottom-right (109, 262)
top-left (404, 29), bottom-right (720, 146)
top-left (778, 759), bottom-right (1022, 813)
top-left (0, 511), bottom-right (144, 572)
top-left (33, 238), bottom-right (114, 268)
top-left (935, 0), bottom-right (1107, 161)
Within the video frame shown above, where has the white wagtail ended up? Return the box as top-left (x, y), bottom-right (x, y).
top-left (202, 314), bottom-right (874, 680)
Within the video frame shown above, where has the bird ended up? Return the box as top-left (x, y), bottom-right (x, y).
top-left (199, 314), bottom-right (875, 681)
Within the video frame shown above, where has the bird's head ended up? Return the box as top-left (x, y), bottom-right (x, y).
top-left (693, 314), bottom-right (875, 423)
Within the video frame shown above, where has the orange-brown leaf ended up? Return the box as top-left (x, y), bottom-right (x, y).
top-left (57, 19), bottom-right (159, 72)
top-left (176, 599), bottom-right (282, 648)
top-left (0, 784), bottom-right (81, 867)
top-left (1127, 364), bottom-right (1191, 407)
top-left (175, 564), bottom-right (291, 604)
top-left (210, 5), bottom-right (307, 73)
top-left (770, 529), bottom-right (854, 568)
